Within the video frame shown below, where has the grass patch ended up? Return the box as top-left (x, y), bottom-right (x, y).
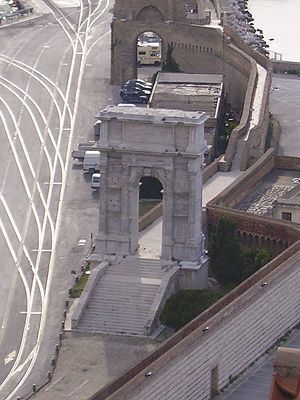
top-left (70, 272), bottom-right (89, 298)
top-left (139, 200), bottom-right (160, 217)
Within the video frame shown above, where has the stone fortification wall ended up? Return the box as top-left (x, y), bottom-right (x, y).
top-left (112, 0), bottom-right (186, 22)
top-left (221, 25), bottom-right (272, 170)
top-left (273, 61), bottom-right (300, 75)
top-left (221, 42), bottom-right (258, 170)
top-left (224, 25), bottom-right (270, 70)
top-left (111, 22), bottom-right (224, 86)
top-left (275, 155), bottom-right (300, 171)
top-left (246, 68), bottom-right (272, 166)
top-left (89, 228), bottom-right (300, 400)
top-left (206, 206), bottom-right (296, 255)
top-left (214, 148), bottom-right (275, 208)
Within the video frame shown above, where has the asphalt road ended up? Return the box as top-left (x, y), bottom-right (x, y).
top-left (270, 74), bottom-right (300, 157)
top-left (0, 0), bottom-right (117, 397)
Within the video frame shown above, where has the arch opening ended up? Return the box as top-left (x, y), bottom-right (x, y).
top-left (136, 31), bottom-right (162, 82)
top-left (138, 176), bottom-right (163, 259)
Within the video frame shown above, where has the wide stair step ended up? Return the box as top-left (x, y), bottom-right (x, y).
top-left (77, 257), bottom-right (172, 336)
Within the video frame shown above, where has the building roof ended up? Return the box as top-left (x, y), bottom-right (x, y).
top-left (275, 183), bottom-right (300, 207)
top-left (151, 72), bottom-right (223, 119)
top-left (156, 72), bottom-right (223, 85)
top-left (98, 105), bottom-right (208, 125)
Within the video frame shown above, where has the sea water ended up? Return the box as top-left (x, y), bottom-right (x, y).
top-left (248, 0), bottom-right (300, 61)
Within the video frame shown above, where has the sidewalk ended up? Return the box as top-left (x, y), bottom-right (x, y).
top-left (217, 326), bottom-right (300, 400)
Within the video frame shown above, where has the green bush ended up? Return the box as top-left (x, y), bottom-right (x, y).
top-left (160, 289), bottom-right (221, 331)
top-left (209, 217), bottom-right (245, 285)
top-left (209, 217), bottom-right (273, 286)
top-left (162, 43), bottom-right (180, 73)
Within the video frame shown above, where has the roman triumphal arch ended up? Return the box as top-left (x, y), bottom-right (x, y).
top-left (95, 105), bottom-right (208, 263)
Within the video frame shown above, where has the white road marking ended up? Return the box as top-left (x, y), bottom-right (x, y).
top-left (4, 351), bottom-right (16, 365)
top-left (45, 376), bottom-right (64, 391)
top-left (19, 312), bottom-right (42, 315)
top-left (31, 249), bottom-right (52, 252)
top-left (66, 380), bottom-right (89, 396)
top-left (0, 0), bottom-right (112, 396)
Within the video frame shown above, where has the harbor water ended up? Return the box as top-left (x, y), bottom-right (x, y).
top-left (248, 0), bottom-right (300, 61)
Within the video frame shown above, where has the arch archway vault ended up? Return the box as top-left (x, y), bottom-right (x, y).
top-left (95, 106), bottom-right (208, 263)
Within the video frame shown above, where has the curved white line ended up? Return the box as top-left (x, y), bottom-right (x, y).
top-left (0, 78), bottom-right (64, 179)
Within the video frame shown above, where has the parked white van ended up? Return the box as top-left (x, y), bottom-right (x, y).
top-left (91, 173), bottom-right (101, 189)
top-left (83, 150), bottom-right (100, 173)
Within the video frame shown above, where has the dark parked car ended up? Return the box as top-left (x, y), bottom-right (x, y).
top-left (120, 86), bottom-right (151, 98)
top-left (122, 91), bottom-right (149, 104)
top-left (124, 79), bottom-right (153, 88)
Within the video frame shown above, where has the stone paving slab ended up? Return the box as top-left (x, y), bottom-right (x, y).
top-left (33, 333), bottom-right (160, 400)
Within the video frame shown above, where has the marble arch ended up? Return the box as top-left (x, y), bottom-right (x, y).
top-left (95, 105), bottom-right (208, 263)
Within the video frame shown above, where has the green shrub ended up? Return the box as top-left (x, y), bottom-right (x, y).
top-left (209, 217), bottom-right (244, 285)
top-left (162, 43), bottom-right (180, 72)
top-left (209, 217), bottom-right (272, 286)
top-left (160, 289), bottom-right (221, 331)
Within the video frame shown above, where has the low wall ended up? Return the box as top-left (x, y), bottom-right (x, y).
top-left (138, 202), bottom-right (163, 231)
top-left (71, 261), bottom-right (109, 329)
top-left (144, 267), bottom-right (180, 336)
top-left (273, 60), bottom-right (300, 75)
top-left (212, 148), bottom-right (275, 208)
top-left (89, 235), bottom-right (300, 400)
top-left (206, 206), bottom-right (299, 254)
top-left (244, 67), bottom-right (272, 169)
top-left (275, 155), bottom-right (300, 171)
top-left (202, 158), bottom-right (219, 182)
top-left (221, 43), bottom-right (258, 171)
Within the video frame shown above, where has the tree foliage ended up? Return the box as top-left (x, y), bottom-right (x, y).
top-left (209, 217), bottom-right (272, 286)
top-left (162, 43), bottom-right (180, 72)
top-left (209, 217), bottom-right (244, 285)
top-left (160, 289), bottom-right (221, 331)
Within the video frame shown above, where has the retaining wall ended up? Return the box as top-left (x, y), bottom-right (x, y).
top-left (214, 148), bottom-right (275, 208)
top-left (273, 61), bottom-right (300, 75)
top-left (275, 155), bottom-right (300, 171)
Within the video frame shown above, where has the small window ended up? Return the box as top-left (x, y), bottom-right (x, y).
top-left (282, 212), bottom-right (292, 221)
top-left (138, 51), bottom-right (146, 55)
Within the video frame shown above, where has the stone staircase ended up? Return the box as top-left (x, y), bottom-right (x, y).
top-left (77, 257), bottom-right (170, 336)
